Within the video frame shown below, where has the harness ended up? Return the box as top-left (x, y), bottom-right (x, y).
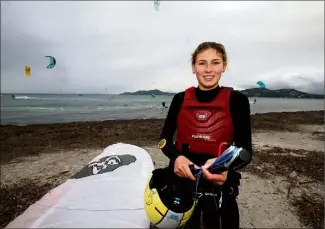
top-left (175, 86), bottom-right (234, 157)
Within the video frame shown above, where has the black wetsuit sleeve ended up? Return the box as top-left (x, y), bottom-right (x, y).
top-left (159, 92), bottom-right (185, 161)
top-left (229, 91), bottom-right (253, 169)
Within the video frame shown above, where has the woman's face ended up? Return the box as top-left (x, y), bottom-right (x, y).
top-left (192, 48), bottom-right (227, 91)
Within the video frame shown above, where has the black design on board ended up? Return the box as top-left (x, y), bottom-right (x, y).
top-left (71, 154), bottom-right (136, 179)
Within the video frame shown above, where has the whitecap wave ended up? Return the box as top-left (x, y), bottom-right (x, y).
top-left (15, 96), bottom-right (39, 100)
top-left (28, 107), bottom-right (65, 111)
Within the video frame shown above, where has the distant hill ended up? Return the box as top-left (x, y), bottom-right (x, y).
top-left (120, 88), bottom-right (324, 99)
top-left (119, 89), bottom-right (176, 96)
top-left (241, 88), bottom-right (324, 99)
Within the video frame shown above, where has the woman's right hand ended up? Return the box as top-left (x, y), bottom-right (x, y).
top-left (174, 155), bottom-right (198, 180)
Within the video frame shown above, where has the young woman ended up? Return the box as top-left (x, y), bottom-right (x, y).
top-left (159, 42), bottom-right (253, 229)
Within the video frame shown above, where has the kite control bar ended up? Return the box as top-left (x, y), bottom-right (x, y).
top-left (189, 145), bottom-right (252, 176)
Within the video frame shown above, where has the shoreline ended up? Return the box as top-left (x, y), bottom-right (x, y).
top-left (1, 110), bottom-right (323, 128)
top-left (1, 109), bottom-right (324, 127)
top-left (1, 110), bottom-right (324, 165)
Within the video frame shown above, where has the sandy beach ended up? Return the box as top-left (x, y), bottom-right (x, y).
top-left (0, 110), bottom-right (324, 228)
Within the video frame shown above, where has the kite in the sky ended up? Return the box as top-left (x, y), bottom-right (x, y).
top-left (45, 56), bottom-right (56, 69)
top-left (24, 56), bottom-right (55, 77)
top-left (257, 81), bottom-right (266, 89)
top-left (25, 65), bottom-right (31, 77)
top-left (154, 0), bottom-right (160, 11)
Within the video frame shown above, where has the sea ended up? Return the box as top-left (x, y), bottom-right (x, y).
top-left (1, 93), bottom-right (324, 126)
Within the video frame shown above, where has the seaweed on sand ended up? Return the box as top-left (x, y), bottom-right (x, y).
top-left (0, 179), bottom-right (56, 228)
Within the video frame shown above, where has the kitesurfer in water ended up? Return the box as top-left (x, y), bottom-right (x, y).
top-left (158, 42), bottom-right (252, 229)
top-left (162, 102), bottom-right (168, 108)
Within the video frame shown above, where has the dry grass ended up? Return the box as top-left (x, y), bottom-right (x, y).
top-left (244, 147), bottom-right (324, 181)
top-left (251, 110), bottom-right (324, 131)
top-left (243, 147), bottom-right (324, 229)
top-left (0, 119), bottom-right (164, 164)
top-left (1, 110), bottom-right (323, 164)
top-left (292, 192), bottom-right (324, 229)
top-left (0, 179), bottom-right (58, 229)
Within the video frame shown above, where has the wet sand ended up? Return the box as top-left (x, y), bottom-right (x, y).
top-left (0, 110), bottom-right (324, 228)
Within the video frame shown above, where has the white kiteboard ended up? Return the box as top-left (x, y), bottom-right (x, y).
top-left (6, 143), bottom-right (155, 228)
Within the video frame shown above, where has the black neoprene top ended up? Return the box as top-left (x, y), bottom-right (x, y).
top-left (160, 85), bottom-right (253, 167)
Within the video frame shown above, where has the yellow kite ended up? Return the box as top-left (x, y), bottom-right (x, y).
top-left (25, 66), bottom-right (31, 76)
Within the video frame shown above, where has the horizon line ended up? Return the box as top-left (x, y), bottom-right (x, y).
top-left (1, 87), bottom-right (324, 96)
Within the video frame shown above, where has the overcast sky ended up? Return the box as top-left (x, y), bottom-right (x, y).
top-left (1, 1), bottom-right (324, 94)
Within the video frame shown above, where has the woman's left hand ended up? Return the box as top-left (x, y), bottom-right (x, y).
top-left (202, 158), bottom-right (228, 185)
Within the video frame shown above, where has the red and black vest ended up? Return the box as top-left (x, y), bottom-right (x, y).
top-left (175, 86), bottom-right (234, 157)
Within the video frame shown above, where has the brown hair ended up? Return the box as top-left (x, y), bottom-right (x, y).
top-left (191, 42), bottom-right (228, 65)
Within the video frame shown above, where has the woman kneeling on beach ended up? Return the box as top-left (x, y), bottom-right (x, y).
top-left (159, 41), bottom-right (253, 229)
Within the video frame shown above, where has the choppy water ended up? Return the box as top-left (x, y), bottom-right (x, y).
top-left (1, 93), bottom-right (324, 125)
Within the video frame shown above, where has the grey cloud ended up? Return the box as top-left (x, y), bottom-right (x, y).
top-left (240, 70), bottom-right (324, 94)
top-left (1, 1), bottom-right (324, 94)
top-left (266, 74), bottom-right (324, 95)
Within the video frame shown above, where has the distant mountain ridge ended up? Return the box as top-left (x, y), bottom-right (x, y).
top-left (119, 89), bottom-right (176, 96)
top-left (120, 88), bottom-right (324, 99)
top-left (240, 88), bottom-right (324, 99)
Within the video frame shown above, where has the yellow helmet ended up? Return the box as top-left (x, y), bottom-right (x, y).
top-left (144, 168), bottom-right (197, 228)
